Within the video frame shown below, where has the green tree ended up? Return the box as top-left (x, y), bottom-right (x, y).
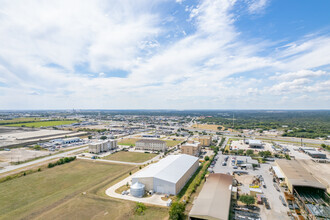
top-left (259, 150), bottom-right (272, 158)
top-left (33, 145), bottom-right (41, 150)
top-left (321, 143), bottom-right (327, 149)
top-left (205, 156), bottom-right (210, 161)
top-left (239, 195), bottom-right (255, 206)
top-left (169, 202), bottom-right (185, 220)
top-left (100, 136), bottom-right (107, 140)
top-left (246, 149), bottom-right (254, 156)
top-left (238, 149), bottom-right (244, 155)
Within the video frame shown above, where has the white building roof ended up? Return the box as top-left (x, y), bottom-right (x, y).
top-left (133, 154), bottom-right (199, 184)
top-left (182, 142), bottom-right (200, 148)
top-left (249, 140), bottom-right (262, 145)
top-left (272, 166), bottom-right (285, 179)
top-left (131, 182), bottom-right (145, 189)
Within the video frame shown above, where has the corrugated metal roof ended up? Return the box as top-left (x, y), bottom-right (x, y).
top-left (275, 160), bottom-right (326, 190)
top-left (132, 154), bottom-right (198, 184)
top-left (189, 173), bottom-right (233, 220)
top-left (272, 166), bottom-right (285, 179)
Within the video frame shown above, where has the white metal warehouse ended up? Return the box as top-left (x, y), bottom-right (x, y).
top-left (132, 154), bottom-right (199, 195)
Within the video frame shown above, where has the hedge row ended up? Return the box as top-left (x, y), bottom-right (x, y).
top-left (48, 156), bottom-right (76, 168)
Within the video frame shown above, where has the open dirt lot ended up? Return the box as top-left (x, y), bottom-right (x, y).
top-left (0, 160), bottom-right (168, 220)
top-left (0, 129), bottom-right (86, 148)
top-left (230, 140), bottom-right (275, 152)
top-left (190, 124), bottom-right (223, 131)
top-left (0, 148), bottom-right (52, 167)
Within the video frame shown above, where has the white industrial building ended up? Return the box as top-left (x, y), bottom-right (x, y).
top-left (89, 140), bottom-right (117, 154)
top-left (247, 139), bottom-right (263, 148)
top-left (51, 137), bottom-right (81, 145)
top-left (135, 139), bottom-right (167, 152)
top-left (132, 154), bottom-right (199, 195)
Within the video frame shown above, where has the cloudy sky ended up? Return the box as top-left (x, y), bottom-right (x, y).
top-left (0, 0), bottom-right (329, 110)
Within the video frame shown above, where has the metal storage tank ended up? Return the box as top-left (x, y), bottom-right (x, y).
top-left (130, 182), bottom-right (145, 198)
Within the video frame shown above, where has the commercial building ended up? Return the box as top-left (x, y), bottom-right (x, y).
top-left (199, 136), bottom-right (212, 147)
top-left (51, 137), bottom-right (81, 145)
top-left (132, 154), bottom-right (199, 195)
top-left (181, 141), bottom-right (201, 157)
top-left (275, 160), bottom-right (329, 219)
top-left (189, 173), bottom-right (233, 220)
top-left (89, 140), bottom-right (117, 154)
top-left (62, 137), bottom-right (81, 144)
top-left (305, 150), bottom-right (327, 159)
top-left (275, 160), bottom-right (326, 193)
top-left (247, 140), bottom-right (263, 148)
top-left (135, 139), bottom-right (167, 152)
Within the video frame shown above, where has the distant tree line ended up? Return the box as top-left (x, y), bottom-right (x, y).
top-left (198, 111), bottom-right (330, 139)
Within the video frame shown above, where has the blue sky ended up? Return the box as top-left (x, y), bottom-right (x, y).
top-left (0, 0), bottom-right (329, 109)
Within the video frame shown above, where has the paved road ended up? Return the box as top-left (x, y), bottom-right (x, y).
top-left (213, 154), bottom-right (290, 220)
top-left (220, 137), bottom-right (229, 149)
top-left (0, 146), bottom-right (88, 174)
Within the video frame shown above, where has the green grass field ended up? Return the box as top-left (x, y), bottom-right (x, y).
top-left (118, 138), bottom-right (139, 146)
top-left (165, 140), bottom-right (182, 147)
top-left (5, 120), bottom-right (78, 128)
top-left (0, 117), bottom-right (41, 124)
top-left (0, 160), bottom-right (168, 219)
top-left (102, 151), bottom-right (157, 163)
top-left (0, 160), bottom-right (135, 219)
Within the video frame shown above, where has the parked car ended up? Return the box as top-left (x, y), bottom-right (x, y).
top-left (279, 195), bottom-right (287, 206)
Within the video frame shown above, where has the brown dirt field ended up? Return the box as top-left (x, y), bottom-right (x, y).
top-left (191, 124), bottom-right (223, 131)
top-left (235, 174), bottom-right (254, 186)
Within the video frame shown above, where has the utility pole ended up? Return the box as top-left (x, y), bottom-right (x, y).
top-left (232, 114), bottom-right (235, 129)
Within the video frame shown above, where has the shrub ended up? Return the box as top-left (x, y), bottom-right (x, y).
top-left (238, 149), bottom-right (244, 155)
top-left (100, 135), bottom-right (107, 140)
top-left (239, 195), bottom-right (255, 206)
top-left (135, 202), bottom-right (146, 215)
top-left (169, 202), bottom-right (185, 220)
top-left (246, 149), bottom-right (254, 156)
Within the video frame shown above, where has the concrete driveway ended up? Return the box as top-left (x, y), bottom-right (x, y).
top-left (105, 165), bottom-right (168, 207)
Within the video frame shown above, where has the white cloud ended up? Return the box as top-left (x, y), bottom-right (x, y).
top-left (0, 0), bottom-right (329, 109)
top-left (270, 70), bottom-right (328, 81)
top-left (247, 0), bottom-right (269, 14)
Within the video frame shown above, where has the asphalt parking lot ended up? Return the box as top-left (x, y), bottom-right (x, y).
top-left (213, 153), bottom-right (290, 220)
